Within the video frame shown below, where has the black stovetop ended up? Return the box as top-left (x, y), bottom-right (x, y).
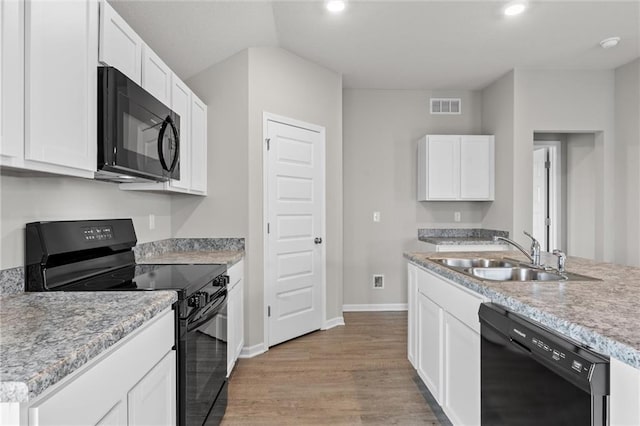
top-left (57, 263), bottom-right (227, 299)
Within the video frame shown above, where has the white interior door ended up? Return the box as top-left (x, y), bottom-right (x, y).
top-left (532, 147), bottom-right (548, 250)
top-left (265, 117), bottom-right (325, 347)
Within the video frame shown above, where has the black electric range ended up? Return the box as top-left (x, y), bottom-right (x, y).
top-left (25, 219), bottom-right (229, 426)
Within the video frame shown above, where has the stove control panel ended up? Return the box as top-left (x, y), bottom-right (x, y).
top-left (82, 225), bottom-right (114, 242)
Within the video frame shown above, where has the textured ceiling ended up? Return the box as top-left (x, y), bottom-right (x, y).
top-left (110, 0), bottom-right (640, 89)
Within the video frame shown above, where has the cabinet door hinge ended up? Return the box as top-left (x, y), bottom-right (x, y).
top-left (545, 217), bottom-right (551, 226)
top-left (544, 160), bottom-right (551, 169)
top-left (266, 138), bottom-right (271, 151)
top-left (268, 305), bottom-right (271, 317)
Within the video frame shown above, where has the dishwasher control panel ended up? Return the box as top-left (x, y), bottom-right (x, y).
top-left (511, 326), bottom-right (593, 380)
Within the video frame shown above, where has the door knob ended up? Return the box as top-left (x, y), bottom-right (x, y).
top-left (314, 237), bottom-right (323, 244)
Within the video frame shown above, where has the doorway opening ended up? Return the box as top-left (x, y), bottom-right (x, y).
top-left (532, 141), bottom-right (561, 252)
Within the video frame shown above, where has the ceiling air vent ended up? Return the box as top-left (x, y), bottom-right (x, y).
top-left (430, 98), bottom-right (461, 115)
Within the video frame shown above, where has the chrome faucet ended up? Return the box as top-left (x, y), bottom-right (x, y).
top-left (552, 249), bottom-right (566, 273)
top-left (493, 231), bottom-right (541, 266)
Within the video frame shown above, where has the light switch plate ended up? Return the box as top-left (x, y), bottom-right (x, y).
top-left (373, 211), bottom-right (381, 222)
top-left (454, 212), bottom-right (461, 222)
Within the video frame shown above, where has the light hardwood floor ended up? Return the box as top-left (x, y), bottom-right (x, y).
top-left (222, 312), bottom-right (441, 425)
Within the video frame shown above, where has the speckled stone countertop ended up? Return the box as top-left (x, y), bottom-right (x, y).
top-left (0, 291), bottom-right (177, 403)
top-left (418, 228), bottom-right (509, 246)
top-left (405, 251), bottom-right (640, 370)
top-left (137, 250), bottom-right (243, 267)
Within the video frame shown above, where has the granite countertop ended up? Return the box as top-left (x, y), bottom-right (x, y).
top-left (137, 250), bottom-right (244, 266)
top-left (0, 291), bottom-right (177, 403)
top-left (404, 251), bottom-right (640, 369)
top-left (418, 228), bottom-right (509, 246)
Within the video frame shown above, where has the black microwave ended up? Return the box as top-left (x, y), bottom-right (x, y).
top-left (96, 66), bottom-right (180, 183)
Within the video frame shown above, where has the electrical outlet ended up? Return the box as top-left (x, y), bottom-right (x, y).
top-left (454, 211), bottom-right (461, 222)
top-left (373, 211), bottom-right (381, 222)
top-left (373, 274), bottom-right (384, 289)
top-left (149, 214), bottom-right (155, 230)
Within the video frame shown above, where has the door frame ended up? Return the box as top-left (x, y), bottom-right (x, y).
top-left (262, 111), bottom-right (327, 348)
top-left (533, 141), bottom-right (562, 251)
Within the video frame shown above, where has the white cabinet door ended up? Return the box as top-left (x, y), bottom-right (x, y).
top-left (99, 0), bottom-right (142, 84)
top-left (95, 401), bottom-right (127, 426)
top-left (407, 263), bottom-right (417, 368)
top-left (24, 0), bottom-right (97, 174)
top-left (128, 351), bottom-right (176, 426)
top-left (443, 312), bottom-right (481, 426)
top-left (417, 291), bottom-right (444, 403)
top-left (427, 135), bottom-right (460, 200)
top-left (169, 75), bottom-right (191, 191)
top-left (460, 135), bottom-right (494, 200)
top-left (142, 45), bottom-right (171, 107)
top-left (190, 95), bottom-right (207, 194)
top-left (417, 134), bottom-right (494, 201)
top-left (0, 0), bottom-right (24, 162)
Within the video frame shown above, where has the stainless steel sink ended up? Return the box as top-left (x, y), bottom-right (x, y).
top-left (431, 257), bottom-right (601, 282)
top-left (464, 267), bottom-right (566, 282)
top-left (435, 258), bottom-right (518, 268)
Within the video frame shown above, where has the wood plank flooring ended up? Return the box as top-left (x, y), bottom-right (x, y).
top-left (222, 312), bottom-right (441, 425)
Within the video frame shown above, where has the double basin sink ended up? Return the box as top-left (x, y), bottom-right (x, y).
top-left (434, 257), bottom-right (600, 282)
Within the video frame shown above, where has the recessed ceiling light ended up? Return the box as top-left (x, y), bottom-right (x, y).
top-left (326, 0), bottom-right (346, 13)
top-left (600, 37), bottom-right (621, 49)
top-left (504, 1), bottom-right (527, 16)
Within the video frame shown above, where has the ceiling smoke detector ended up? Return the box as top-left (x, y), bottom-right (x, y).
top-left (600, 37), bottom-right (621, 49)
top-left (503, 1), bottom-right (527, 16)
top-left (326, 0), bottom-right (346, 13)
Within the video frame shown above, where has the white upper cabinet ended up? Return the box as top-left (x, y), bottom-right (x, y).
top-left (0, 0), bottom-right (24, 163)
top-left (168, 75), bottom-right (191, 191)
top-left (141, 44), bottom-right (172, 107)
top-left (417, 135), bottom-right (494, 201)
top-left (99, 0), bottom-right (142, 84)
top-left (23, 0), bottom-right (97, 177)
top-left (190, 95), bottom-right (207, 194)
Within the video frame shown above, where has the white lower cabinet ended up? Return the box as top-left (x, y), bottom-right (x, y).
top-left (227, 260), bottom-right (245, 376)
top-left (410, 262), bottom-right (485, 426)
top-left (407, 263), bottom-right (418, 368)
top-left (21, 309), bottom-right (176, 426)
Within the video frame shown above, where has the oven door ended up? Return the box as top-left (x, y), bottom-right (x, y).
top-left (98, 66), bottom-right (180, 182)
top-left (180, 287), bottom-right (228, 426)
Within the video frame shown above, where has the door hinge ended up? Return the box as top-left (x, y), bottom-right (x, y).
top-left (268, 306), bottom-right (271, 317)
top-left (544, 160), bottom-right (551, 169)
top-left (545, 217), bottom-right (551, 226)
top-left (266, 138), bottom-right (271, 151)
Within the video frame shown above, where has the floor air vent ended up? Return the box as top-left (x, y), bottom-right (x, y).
top-left (430, 98), bottom-right (461, 115)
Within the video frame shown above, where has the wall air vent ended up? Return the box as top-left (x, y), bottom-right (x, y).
top-left (430, 98), bottom-right (461, 115)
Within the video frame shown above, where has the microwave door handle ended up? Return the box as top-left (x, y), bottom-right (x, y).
top-left (157, 116), bottom-right (179, 172)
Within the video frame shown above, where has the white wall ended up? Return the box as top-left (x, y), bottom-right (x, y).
top-left (175, 50), bottom-right (249, 238)
top-left (0, 174), bottom-right (172, 269)
top-left (566, 134), bottom-right (596, 258)
top-left (614, 58), bottom-right (640, 266)
top-left (342, 89), bottom-right (483, 306)
top-left (179, 47), bottom-right (343, 348)
top-left (481, 71), bottom-right (515, 235)
top-left (247, 47), bottom-right (343, 345)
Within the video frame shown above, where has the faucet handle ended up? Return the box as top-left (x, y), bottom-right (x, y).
top-left (552, 249), bottom-right (566, 273)
top-left (523, 231), bottom-right (539, 246)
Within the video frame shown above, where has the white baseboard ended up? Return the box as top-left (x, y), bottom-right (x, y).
top-left (343, 303), bottom-right (408, 312)
top-left (322, 316), bottom-right (345, 330)
top-left (238, 342), bottom-right (268, 358)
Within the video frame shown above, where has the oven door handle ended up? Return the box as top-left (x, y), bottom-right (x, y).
top-left (187, 290), bottom-right (227, 332)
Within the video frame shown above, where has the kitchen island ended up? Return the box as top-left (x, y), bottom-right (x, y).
top-left (405, 250), bottom-right (640, 425)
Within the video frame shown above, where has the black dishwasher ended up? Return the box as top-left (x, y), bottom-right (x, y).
top-left (479, 303), bottom-right (609, 426)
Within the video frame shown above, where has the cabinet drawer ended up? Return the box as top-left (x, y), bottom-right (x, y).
top-left (417, 266), bottom-right (484, 333)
